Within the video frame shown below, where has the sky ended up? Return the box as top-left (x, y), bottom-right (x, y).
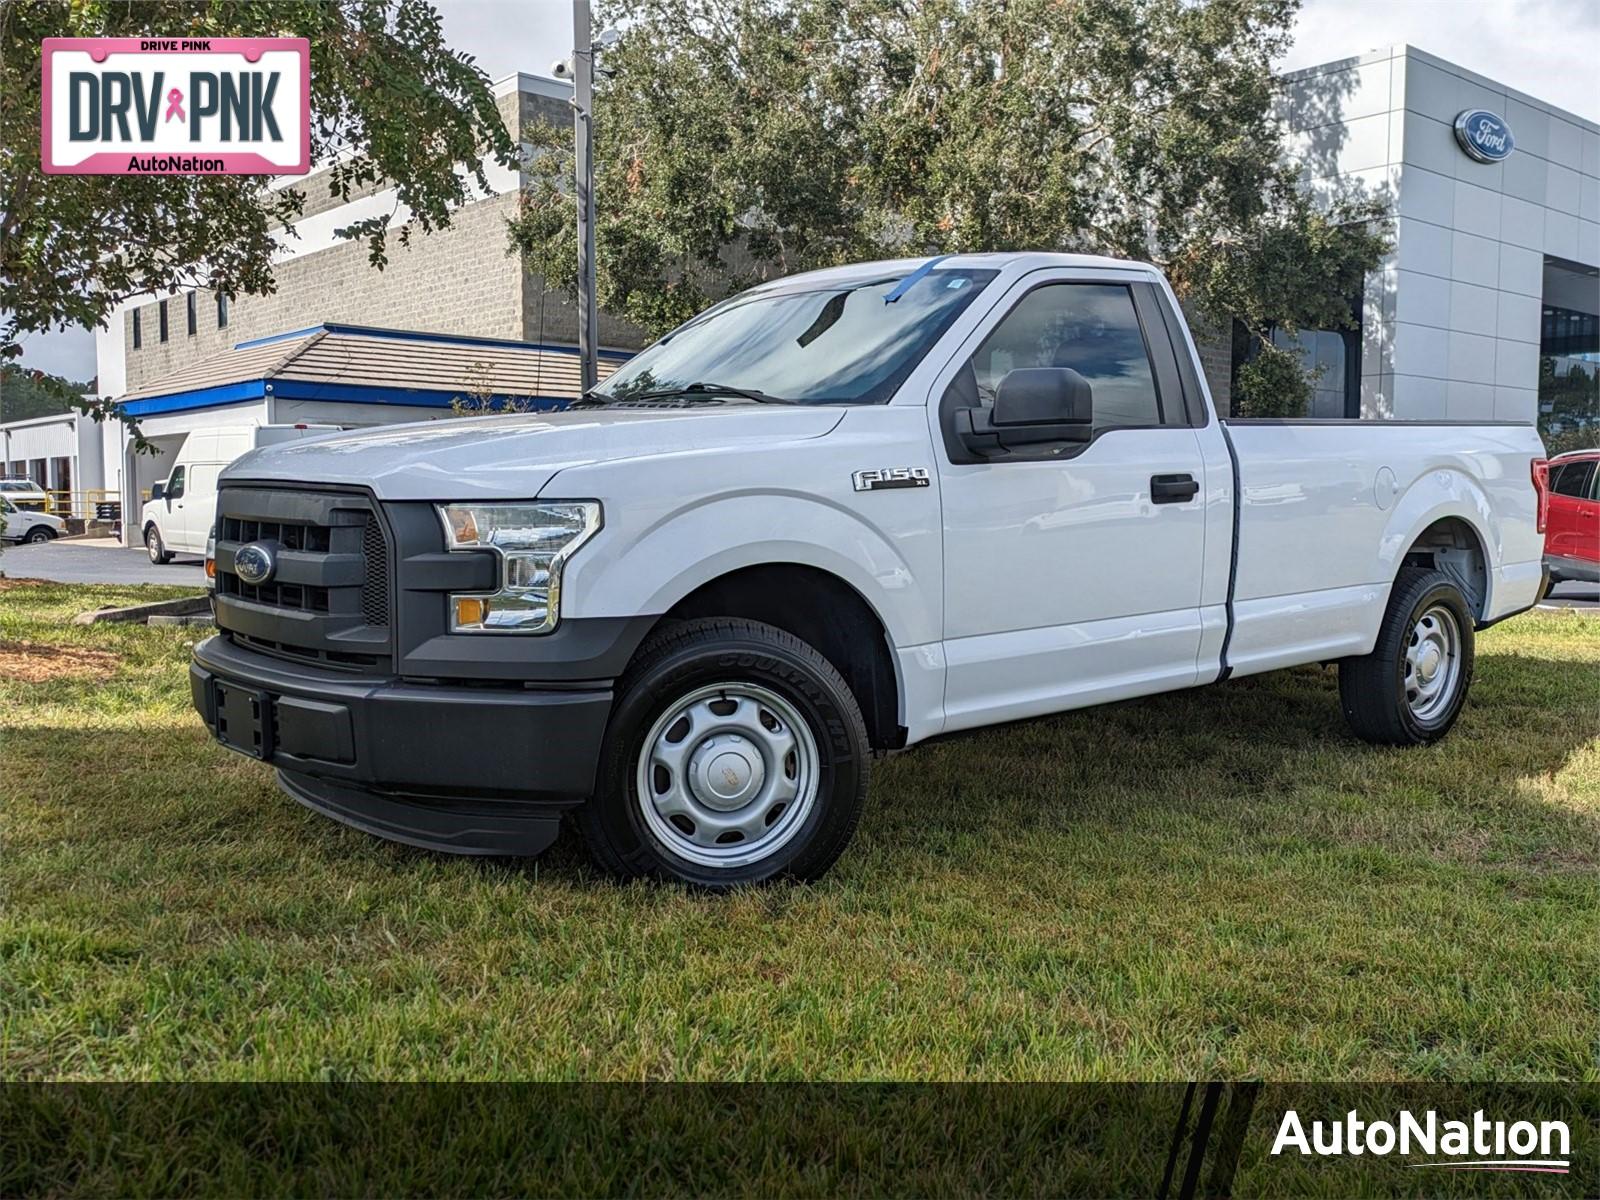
top-left (12, 0), bottom-right (1598, 382)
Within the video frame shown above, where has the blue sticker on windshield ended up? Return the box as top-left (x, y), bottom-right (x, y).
top-left (884, 255), bottom-right (952, 303)
top-left (947, 278), bottom-right (969, 289)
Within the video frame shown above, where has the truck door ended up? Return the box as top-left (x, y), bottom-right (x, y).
top-left (1547, 457), bottom-right (1599, 576)
top-left (930, 271), bottom-right (1210, 731)
top-left (161, 464), bottom-right (189, 550)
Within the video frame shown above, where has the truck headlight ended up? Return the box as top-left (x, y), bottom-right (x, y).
top-left (436, 501), bottom-right (601, 634)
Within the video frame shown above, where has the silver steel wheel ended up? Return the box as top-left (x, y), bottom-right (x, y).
top-left (146, 528), bottom-right (162, 560)
top-left (1403, 604), bottom-right (1462, 722)
top-left (635, 681), bottom-right (820, 869)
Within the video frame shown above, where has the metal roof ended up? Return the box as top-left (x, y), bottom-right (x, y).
top-left (118, 324), bottom-right (627, 417)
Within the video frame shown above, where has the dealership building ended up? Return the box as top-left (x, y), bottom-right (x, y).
top-left (1266, 45), bottom-right (1599, 426)
top-left (4, 46), bottom-right (1596, 536)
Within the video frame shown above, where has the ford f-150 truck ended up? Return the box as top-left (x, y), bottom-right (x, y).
top-left (192, 253), bottom-right (1550, 886)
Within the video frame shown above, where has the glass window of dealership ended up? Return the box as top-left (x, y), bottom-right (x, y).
top-left (1254, 45), bottom-right (1598, 446)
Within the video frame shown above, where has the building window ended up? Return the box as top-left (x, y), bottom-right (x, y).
top-left (132, 310), bottom-right (141, 349)
top-left (217, 293), bottom-right (229, 329)
top-left (1230, 303), bottom-right (1362, 420)
top-left (1539, 259), bottom-right (1599, 454)
top-left (1270, 327), bottom-right (1356, 418)
top-left (159, 299), bottom-right (169, 343)
top-left (186, 292), bottom-right (197, 335)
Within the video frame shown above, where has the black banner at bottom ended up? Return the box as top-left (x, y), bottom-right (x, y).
top-left (3, 1083), bottom-right (1596, 1196)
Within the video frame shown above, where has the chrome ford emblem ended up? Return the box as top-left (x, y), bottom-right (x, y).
top-left (1453, 109), bottom-right (1514, 163)
top-left (233, 541), bottom-right (276, 585)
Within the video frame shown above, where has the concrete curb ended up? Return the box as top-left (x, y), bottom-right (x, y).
top-left (74, 594), bottom-right (210, 625)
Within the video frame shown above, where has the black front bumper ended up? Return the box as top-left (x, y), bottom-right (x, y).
top-left (191, 634), bottom-right (614, 856)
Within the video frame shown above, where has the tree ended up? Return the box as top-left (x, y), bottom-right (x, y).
top-left (511, 0), bottom-right (1388, 415)
top-left (0, 365), bottom-right (93, 423)
top-left (1, 0), bottom-right (516, 366)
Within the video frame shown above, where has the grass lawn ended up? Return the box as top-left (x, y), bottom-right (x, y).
top-left (3, 579), bottom-right (1597, 1082)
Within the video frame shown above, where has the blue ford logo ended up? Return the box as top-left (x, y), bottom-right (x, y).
top-left (1454, 109), bottom-right (1514, 163)
top-left (233, 541), bottom-right (276, 585)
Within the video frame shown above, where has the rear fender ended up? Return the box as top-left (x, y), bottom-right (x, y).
top-left (1378, 468), bottom-right (1497, 610)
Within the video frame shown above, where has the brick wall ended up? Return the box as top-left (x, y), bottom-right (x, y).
top-left (125, 192), bottom-right (529, 390)
top-left (121, 80), bottom-right (649, 393)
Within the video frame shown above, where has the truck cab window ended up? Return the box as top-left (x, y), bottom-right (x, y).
top-left (951, 283), bottom-right (1165, 431)
top-left (166, 466), bottom-right (185, 500)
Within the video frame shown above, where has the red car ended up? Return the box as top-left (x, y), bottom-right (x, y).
top-left (1542, 449), bottom-right (1600, 586)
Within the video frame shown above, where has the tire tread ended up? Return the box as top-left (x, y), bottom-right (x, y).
top-left (1339, 567), bottom-right (1473, 746)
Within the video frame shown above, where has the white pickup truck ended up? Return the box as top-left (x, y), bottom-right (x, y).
top-left (192, 253), bottom-right (1549, 886)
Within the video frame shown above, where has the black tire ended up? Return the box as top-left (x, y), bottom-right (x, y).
top-left (145, 524), bottom-right (173, 564)
top-left (1339, 567), bottom-right (1475, 746)
top-left (579, 617), bottom-right (870, 887)
top-left (24, 526), bottom-right (53, 543)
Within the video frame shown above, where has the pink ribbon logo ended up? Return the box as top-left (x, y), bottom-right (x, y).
top-left (164, 87), bottom-right (185, 123)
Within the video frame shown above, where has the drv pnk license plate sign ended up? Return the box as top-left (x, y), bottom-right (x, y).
top-left (41, 38), bottom-right (309, 175)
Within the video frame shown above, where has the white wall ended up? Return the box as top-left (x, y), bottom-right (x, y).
top-left (3, 414), bottom-right (80, 467)
top-left (1284, 45), bottom-right (1600, 422)
top-left (1, 412), bottom-right (109, 505)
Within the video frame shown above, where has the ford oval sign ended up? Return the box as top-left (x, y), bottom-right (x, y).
top-left (233, 542), bottom-right (276, 585)
top-left (1454, 110), bottom-right (1514, 163)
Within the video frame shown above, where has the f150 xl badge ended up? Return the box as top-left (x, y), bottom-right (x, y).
top-left (852, 467), bottom-right (931, 492)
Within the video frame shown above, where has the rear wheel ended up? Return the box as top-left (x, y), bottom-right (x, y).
top-left (145, 524), bottom-right (173, 564)
top-left (580, 618), bottom-right (869, 887)
top-left (1339, 567), bottom-right (1475, 746)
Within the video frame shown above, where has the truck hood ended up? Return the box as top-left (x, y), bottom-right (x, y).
top-left (222, 405), bottom-right (847, 500)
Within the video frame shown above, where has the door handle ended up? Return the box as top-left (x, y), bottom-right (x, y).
top-left (1151, 473), bottom-right (1199, 504)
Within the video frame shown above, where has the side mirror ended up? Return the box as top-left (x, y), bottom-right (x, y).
top-left (150, 482), bottom-right (166, 501)
top-left (993, 367), bottom-right (1093, 427)
top-left (955, 367), bottom-right (1094, 457)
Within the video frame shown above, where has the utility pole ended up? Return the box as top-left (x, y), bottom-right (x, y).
top-left (572, 0), bottom-right (598, 393)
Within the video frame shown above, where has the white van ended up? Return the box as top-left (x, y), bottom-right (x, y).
top-left (141, 425), bottom-right (341, 563)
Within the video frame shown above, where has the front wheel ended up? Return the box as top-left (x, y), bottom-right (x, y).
top-left (579, 617), bottom-right (870, 887)
top-left (1339, 567), bottom-right (1475, 746)
top-left (24, 526), bottom-right (54, 543)
top-left (145, 524), bottom-right (173, 564)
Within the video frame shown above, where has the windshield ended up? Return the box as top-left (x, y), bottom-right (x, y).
top-left (592, 267), bottom-right (998, 405)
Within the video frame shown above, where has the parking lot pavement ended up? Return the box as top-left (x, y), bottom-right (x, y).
top-left (0, 539), bottom-right (205, 586)
top-left (1539, 581), bottom-right (1599, 611)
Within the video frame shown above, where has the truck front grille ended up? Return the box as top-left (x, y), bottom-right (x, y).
top-left (360, 516), bottom-right (390, 626)
top-left (213, 485), bottom-right (394, 672)
top-left (223, 576), bottom-right (332, 613)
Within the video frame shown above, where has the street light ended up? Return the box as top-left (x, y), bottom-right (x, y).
top-left (569, 3), bottom-right (619, 395)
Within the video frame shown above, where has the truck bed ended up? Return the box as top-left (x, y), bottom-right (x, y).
top-left (1218, 418), bottom-right (1547, 677)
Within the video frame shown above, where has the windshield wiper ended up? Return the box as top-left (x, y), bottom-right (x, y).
top-left (615, 381), bottom-right (797, 405)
